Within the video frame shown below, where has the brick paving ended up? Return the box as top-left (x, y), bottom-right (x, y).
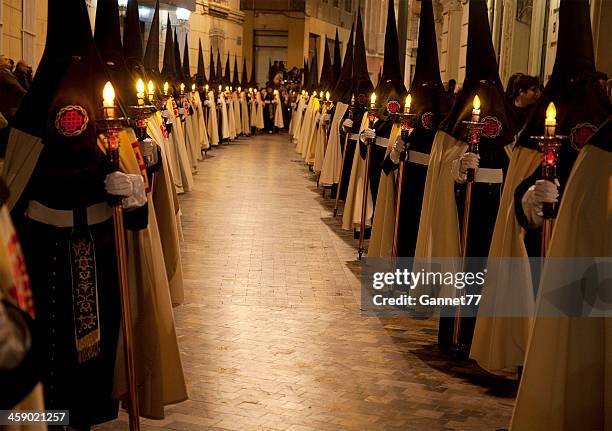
top-left (97, 133), bottom-right (516, 430)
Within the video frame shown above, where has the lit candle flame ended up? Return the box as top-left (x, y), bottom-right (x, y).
top-left (326, 91), bottom-right (330, 101)
top-left (226, 86), bottom-right (229, 92)
top-left (163, 81), bottom-right (169, 95)
top-left (370, 93), bottom-right (376, 106)
top-left (238, 87), bottom-right (241, 93)
top-left (137, 79), bottom-right (145, 94)
top-left (192, 83), bottom-right (196, 92)
top-left (319, 91), bottom-right (323, 98)
top-left (546, 102), bottom-right (556, 123)
top-left (180, 83), bottom-right (185, 93)
top-left (218, 85), bottom-right (222, 91)
top-left (103, 81), bottom-right (115, 107)
top-left (473, 95), bottom-right (481, 111)
top-left (405, 94), bottom-right (411, 110)
top-left (147, 80), bottom-right (154, 95)
top-left (205, 84), bottom-right (209, 91)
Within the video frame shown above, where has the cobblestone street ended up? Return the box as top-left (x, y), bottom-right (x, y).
top-left (98, 133), bottom-right (516, 431)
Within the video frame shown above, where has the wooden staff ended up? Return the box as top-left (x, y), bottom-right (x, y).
top-left (100, 82), bottom-right (140, 430)
top-left (358, 96), bottom-right (378, 260)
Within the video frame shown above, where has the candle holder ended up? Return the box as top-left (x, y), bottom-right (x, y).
top-left (128, 103), bottom-right (157, 167)
top-left (461, 120), bottom-right (485, 182)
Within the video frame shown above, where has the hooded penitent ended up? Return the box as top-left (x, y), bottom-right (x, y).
top-left (182, 34), bottom-right (192, 85)
top-left (209, 46), bottom-right (216, 87)
top-left (333, 29), bottom-right (342, 84)
top-left (173, 29), bottom-right (185, 87)
top-left (241, 57), bottom-right (249, 88)
top-left (143, 0), bottom-right (161, 87)
top-left (470, 0), bottom-right (612, 376)
top-left (216, 49), bottom-right (223, 87)
top-left (307, 48), bottom-right (319, 94)
top-left (319, 22), bottom-right (355, 188)
top-left (509, 118), bottom-right (611, 430)
top-left (224, 53), bottom-right (231, 89)
top-left (249, 56), bottom-right (257, 88)
top-left (233, 55), bottom-right (240, 88)
top-left (196, 39), bottom-right (207, 87)
top-left (302, 58), bottom-right (309, 92)
top-left (95, 0), bottom-right (136, 107)
top-left (387, 0), bottom-right (446, 258)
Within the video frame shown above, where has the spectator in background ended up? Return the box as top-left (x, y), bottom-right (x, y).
top-left (505, 72), bottom-right (523, 99)
top-left (13, 60), bottom-right (32, 91)
top-left (0, 54), bottom-right (27, 123)
top-left (510, 74), bottom-right (541, 124)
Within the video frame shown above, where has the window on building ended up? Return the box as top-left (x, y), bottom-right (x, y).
top-left (333, 0), bottom-right (339, 7)
top-left (345, 0), bottom-right (352, 12)
top-left (22, 0), bottom-right (36, 66)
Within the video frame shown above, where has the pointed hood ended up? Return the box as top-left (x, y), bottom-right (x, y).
top-left (196, 39), bottom-right (207, 86)
top-left (209, 46), bottom-right (216, 85)
top-left (333, 29), bottom-right (342, 83)
top-left (173, 29), bottom-right (185, 85)
top-left (352, 9), bottom-right (373, 108)
top-left (307, 48), bottom-right (319, 93)
top-left (123, 0), bottom-right (145, 81)
top-left (94, 0), bottom-right (136, 106)
top-left (182, 34), bottom-right (192, 85)
top-left (233, 55), bottom-right (240, 88)
top-left (440, 0), bottom-right (519, 149)
top-left (302, 58), bottom-right (309, 90)
top-left (516, 0), bottom-right (611, 150)
top-left (319, 40), bottom-right (333, 93)
top-left (161, 15), bottom-right (177, 84)
top-left (268, 58), bottom-right (273, 83)
top-left (249, 57), bottom-right (257, 88)
top-left (143, 0), bottom-right (161, 83)
top-left (373, 0), bottom-right (407, 119)
top-left (224, 52), bottom-right (231, 87)
top-left (216, 49), bottom-right (223, 87)
top-left (405, 0), bottom-right (446, 152)
top-left (12, 0), bottom-right (94, 135)
top-left (331, 23), bottom-right (354, 103)
top-left (241, 57), bottom-right (248, 88)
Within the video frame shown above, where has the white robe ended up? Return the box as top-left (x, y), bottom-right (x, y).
top-left (233, 94), bottom-right (242, 135)
top-left (226, 94), bottom-right (237, 140)
top-left (240, 92), bottom-right (250, 135)
top-left (219, 94), bottom-right (230, 140)
top-left (207, 91), bottom-right (220, 146)
top-left (274, 93), bottom-right (284, 129)
top-left (192, 91), bottom-right (209, 153)
top-left (166, 98), bottom-right (194, 193)
top-left (182, 96), bottom-right (198, 173)
top-left (319, 102), bottom-right (348, 185)
top-left (255, 93), bottom-right (265, 130)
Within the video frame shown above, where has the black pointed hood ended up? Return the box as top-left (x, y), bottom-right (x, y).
top-left (173, 29), bottom-right (184, 85)
top-left (249, 57), bottom-right (257, 88)
top-left (94, 0), bottom-right (136, 106)
top-left (233, 55), bottom-right (240, 88)
top-left (374, 0), bottom-right (407, 119)
top-left (123, 0), bottom-right (145, 81)
top-left (333, 29), bottom-right (342, 83)
top-left (307, 48), bottom-right (319, 93)
top-left (319, 40), bottom-right (333, 93)
top-left (302, 58), bottom-right (309, 91)
top-left (196, 39), bottom-right (207, 86)
top-left (209, 47), bottom-right (216, 85)
top-left (216, 49), bottom-right (223, 87)
top-left (143, 0), bottom-right (161, 83)
top-left (516, 0), bottom-right (611, 151)
top-left (405, 0), bottom-right (446, 152)
top-left (161, 15), bottom-right (177, 84)
top-left (440, 0), bottom-right (519, 149)
top-left (331, 23), bottom-right (354, 103)
top-left (12, 0), bottom-right (94, 135)
top-left (241, 58), bottom-right (248, 88)
top-left (268, 58), bottom-right (273, 83)
top-left (182, 34), bottom-right (192, 85)
top-left (352, 9), bottom-right (373, 108)
top-left (224, 52), bottom-right (231, 87)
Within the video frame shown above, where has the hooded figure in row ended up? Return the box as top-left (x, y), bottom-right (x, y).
top-left (240, 58), bottom-right (251, 136)
top-left (224, 53), bottom-right (237, 140)
top-left (336, 9), bottom-right (373, 211)
top-left (307, 40), bottom-right (333, 168)
top-left (471, 0), bottom-right (611, 376)
top-left (413, 0), bottom-right (521, 357)
top-left (3, 0), bottom-right (148, 426)
top-left (368, 0), bottom-right (448, 258)
top-left (179, 34), bottom-right (202, 172)
top-left (297, 49), bottom-right (320, 157)
top-left (342, 0), bottom-right (405, 237)
top-left (161, 15), bottom-right (194, 192)
top-left (232, 55), bottom-right (243, 136)
top-left (319, 22), bottom-right (354, 189)
top-left (215, 49), bottom-right (230, 141)
top-left (206, 46), bottom-right (220, 146)
top-left (190, 38), bottom-right (210, 152)
top-left (290, 58), bottom-right (309, 142)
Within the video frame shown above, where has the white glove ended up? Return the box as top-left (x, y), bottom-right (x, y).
top-left (204, 100), bottom-right (213, 107)
top-left (521, 179), bottom-right (560, 228)
top-left (390, 135), bottom-right (408, 164)
top-left (451, 152), bottom-right (480, 183)
top-left (360, 128), bottom-right (376, 143)
top-left (324, 114), bottom-right (331, 124)
top-left (139, 138), bottom-right (157, 166)
top-left (105, 172), bottom-right (147, 210)
top-left (291, 102), bottom-right (296, 108)
top-left (342, 118), bottom-right (353, 131)
top-left (314, 112), bottom-right (321, 124)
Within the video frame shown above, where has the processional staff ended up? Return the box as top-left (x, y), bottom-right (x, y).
top-left (333, 95), bottom-right (355, 217)
top-left (358, 93), bottom-right (378, 260)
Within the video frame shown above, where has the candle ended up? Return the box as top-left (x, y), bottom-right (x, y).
top-left (325, 91), bottom-right (330, 102)
top-left (545, 102), bottom-right (556, 137)
top-left (103, 81), bottom-right (116, 118)
top-left (238, 87), bottom-right (241, 93)
top-left (163, 81), bottom-right (169, 96)
top-left (180, 83), bottom-right (185, 95)
top-left (205, 84), bottom-right (209, 92)
top-left (192, 83), bottom-right (196, 93)
top-left (136, 78), bottom-right (145, 106)
top-left (225, 86), bottom-right (229, 92)
top-left (319, 91), bottom-right (323, 98)
top-left (147, 80), bottom-right (154, 102)
top-left (404, 94), bottom-right (411, 114)
top-left (472, 95), bottom-right (481, 122)
top-left (370, 93), bottom-right (376, 109)
top-left (218, 85), bottom-right (222, 92)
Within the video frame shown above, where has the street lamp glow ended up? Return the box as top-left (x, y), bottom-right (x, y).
top-left (176, 7), bottom-right (191, 21)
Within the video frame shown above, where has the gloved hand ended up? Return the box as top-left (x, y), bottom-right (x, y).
top-left (360, 128), bottom-right (376, 143)
top-left (291, 102), bottom-right (296, 108)
top-left (342, 118), bottom-right (353, 132)
top-left (139, 138), bottom-right (158, 167)
top-left (451, 152), bottom-right (480, 183)
top-left (521, 179), bottom-right (560, 228)
top-left (204, 99), bottom-right (212, 107)
top-left (390, 135), bottom-right (408, 164)
top-left (314, 112), bottom-right (321, 124)
top-left (323, 114), bottom-right (331, 124)
top-left (105, 172), bottom-right (147, 210)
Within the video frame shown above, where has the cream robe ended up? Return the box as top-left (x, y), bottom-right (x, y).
top-left (301, 98), bottom-right (320, 161)
top-left (296, 97), bottom-right (315, 155)
top-left (291, 96), bottom-right (306, 145)
top-left (250, 94), bottom-right (257, 129)
top-left (368, 125), bottom-right (401, 257)
top-left (255, 93), bottom-right (265, 130)
top-left (341, 114), bottom-right (372, 231)
top-left (510, 143), bottom-right (612, 431)
top-left (226, 94), bottom-right (237, 140)
top-left (233, 94), bottom-right (242, 135)
top-left (274, 93), bottom-right (284, 129)
top-left (219, 94), bottom-right (230, 140)
top-left (240, 92), bottom-right (250, 135)
top-left (165, 98), bottom-right (194, 193)
top-left (319, 102), bottom-right (349, 186)
top-left (182, 96), bottom-right (199, 173)
top-left (207, 91), bottom-right (220, 147)
top-left (191, 91), bottom-right (209, 154)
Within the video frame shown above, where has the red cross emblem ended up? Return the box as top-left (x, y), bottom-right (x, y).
top-left (570, 122), bottom-right (596, 150)
top-left (481, 116), bottom-right (502, 138)
top-left (358, 94), bottom-right (367, 105)
top-left (386, 101), bottom-right (400, 114)
top-left (55, 105), bottom-right (89, 137)
top-left (421, 112), bottom-right (435, 130)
